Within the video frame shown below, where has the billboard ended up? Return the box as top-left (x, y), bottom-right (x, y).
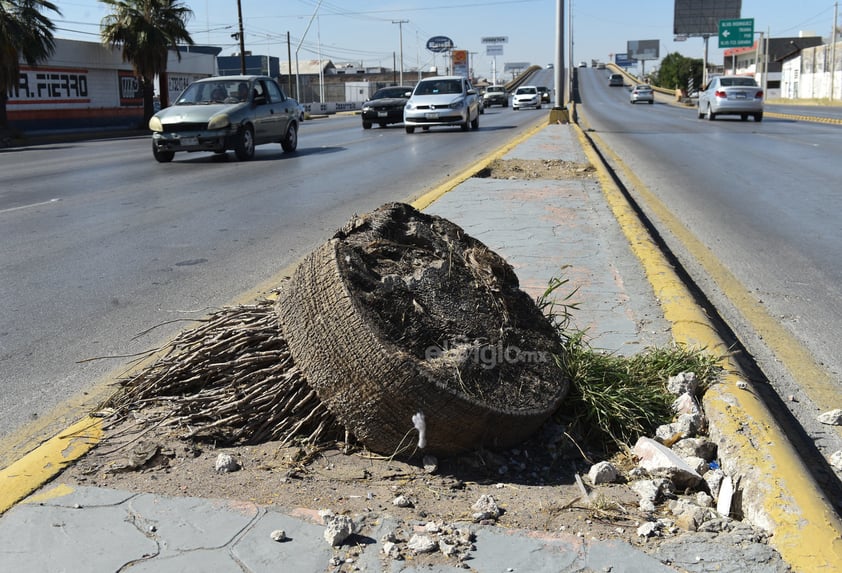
top-left (426, 36), bottom-right (454, 53)
top-left (452, 49), bottom-right (469, 78)
top-left (614, 53), bottom-right (636, 67)
top-left (673, 0), bottom-right (741, 36)
top-left (627, 40), bottom-right (660, 60)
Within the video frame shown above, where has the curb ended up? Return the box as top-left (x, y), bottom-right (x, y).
top-left (572, 119), bottom-right (842, 569)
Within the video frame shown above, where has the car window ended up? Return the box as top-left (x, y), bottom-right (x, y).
top-left (265, 80), bottom-right (285, 103)
top-left (415, 80), bottom-right (462, 95)
top-left (720, 77), bottom-right (756, 87)
top-left (517, 87), bottom-right (536, 94)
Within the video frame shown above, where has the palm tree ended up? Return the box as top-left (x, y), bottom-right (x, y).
top-left (0, 0), bottom-right (61, 131)
top-left (100, 0), bottom-right (194, 125)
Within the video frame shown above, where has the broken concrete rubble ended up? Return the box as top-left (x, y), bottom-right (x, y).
top-left (633, 437), bottom-right (703, 490)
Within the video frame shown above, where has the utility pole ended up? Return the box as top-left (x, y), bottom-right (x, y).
top-left (393, 20), bottom-right (408, 85)
top-left (236, 0), bottom-right (246, 74)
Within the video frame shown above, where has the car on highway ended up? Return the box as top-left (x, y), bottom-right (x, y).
top-left (512, 85), bottom-right (542, 110)
top-left (697, 75), bottom-right (763, 121)
top-left (578, 61), bottom-right (588, 68)
top-left (360, 86), bottom-right (412, 129)
top-left (608, 73), bottom-right (624, 87)
top-left (482, 85), bottom-right (508, 108)
top-left (537, 86), bottom-right (551, 104)
top-left (403, 75), bottom-right (481, 133)
top-left (149, 75), bottom-right (300, 162)
top-left (629, 84), bottom-right (654, 104)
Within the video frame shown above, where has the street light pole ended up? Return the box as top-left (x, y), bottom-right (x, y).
top-left (295, 0), bottom-right (323, 102)
top-left (830, 2), bottom-right (839, 101)
top-left (393, 20), bottom-right (408, 85)
top-left (553, 0), bottom-right (565, 108)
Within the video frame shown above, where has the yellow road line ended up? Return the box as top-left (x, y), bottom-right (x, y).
top-left (0, 417), bottom-right (102, 514)
top-left (412, 119), bottom-right (547, 210)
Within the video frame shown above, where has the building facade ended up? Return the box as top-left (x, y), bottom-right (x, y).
top-left (6, 39), bottom-right (217, 133)
top-left (723, 34), bottom-right (823, 99)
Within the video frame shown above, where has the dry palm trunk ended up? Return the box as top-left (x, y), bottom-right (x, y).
top-left (277, 202), bottom-right (569, 456)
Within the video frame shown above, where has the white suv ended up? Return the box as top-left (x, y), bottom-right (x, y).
top-left (482, 85), bottom-right (508, 108)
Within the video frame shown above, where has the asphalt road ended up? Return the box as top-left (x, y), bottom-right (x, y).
top-left (0, 108), bottom-right (545, 462)
top-left (576, 66), bottom-right (842, 465)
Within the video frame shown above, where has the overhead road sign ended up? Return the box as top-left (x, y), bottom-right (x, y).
top-left (481, 36), bottom-right (508, 44)
top-left (719, 18), bottom-right (754, 48)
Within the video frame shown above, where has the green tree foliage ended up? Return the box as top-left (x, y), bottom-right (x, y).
top-left (652, 52), bottom-right (703, 94)
top-left (100, 0), bottom-right (194, 125)
top-left (0, 0), bottom-right (60, 129)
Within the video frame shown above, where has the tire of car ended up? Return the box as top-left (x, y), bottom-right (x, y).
top-left (281, 122), bottom-right (298, 153)
top-left (754, 112), bottom-right (763, 122)
top-left (461, 115), bottom-right (470, 131)
top-left (362, 121), bottom-right (372, 129)
top-left (648, 100), bottom-right (653, 104)
top-left (706, 106), bottom-right (716, 121)
top-left (405, 126), bottom-right (415, 134)
top-left (152, 144), bottom-right (174, 163)
top-left (234, 124), bottom-right (255, 160)
top-left (471, 112), bottom-right (479, 130)
top-left (536, 104), bottom-right (541, 109)
top-left (697, 106), bottom-right (704, 119)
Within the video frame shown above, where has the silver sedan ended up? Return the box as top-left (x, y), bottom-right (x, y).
top-left (403, 76), bottom-right (481, 133)
top-left (629, 84), bottom-right (654, 104)
top-left (697, 76), bottom-right (763, 122)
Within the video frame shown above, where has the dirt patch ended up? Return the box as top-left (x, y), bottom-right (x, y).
top-left (59, 413), bottom-right (651, 548)
top-left (483, 158), bottom-right (596, 180)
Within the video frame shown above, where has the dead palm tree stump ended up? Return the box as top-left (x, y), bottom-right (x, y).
top-left (276, 202), bottom-right (570, 456)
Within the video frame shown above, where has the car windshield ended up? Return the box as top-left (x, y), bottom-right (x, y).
top-left (372, 87), bottom-right (408, 99)
top-left (517, 87), bottom-right (537, 94)
top-left (487, 87), bottom-right (503, 93)
top-left (415, 80), bottom-right (463, 95)
top-left (720, 77), bottom-right (757, 87)
top-left (176, 80), bottom-right (251, 105)
top-left (635, 85), bottom-right (651, 90)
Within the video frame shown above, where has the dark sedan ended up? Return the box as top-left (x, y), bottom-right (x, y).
top-left (361, 86), bottom-right (412, 129)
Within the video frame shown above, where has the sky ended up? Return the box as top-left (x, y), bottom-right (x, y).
top-left (53, 0), bottom-right (839, 80)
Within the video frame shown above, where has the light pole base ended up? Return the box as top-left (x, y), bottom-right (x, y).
top-left (549, 107), bottom-right (569, 124)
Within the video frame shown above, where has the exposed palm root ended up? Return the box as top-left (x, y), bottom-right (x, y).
top-left (102, 298), bottom-right (345, 447)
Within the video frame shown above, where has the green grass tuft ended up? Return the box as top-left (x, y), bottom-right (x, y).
top-left (538, 272), bottom-right (723, 454)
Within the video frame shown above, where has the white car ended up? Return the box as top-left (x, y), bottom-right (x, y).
top-left (512, 85), bottom-right (541, 110)
top-left (403, 76), bottom-right (481, 133)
